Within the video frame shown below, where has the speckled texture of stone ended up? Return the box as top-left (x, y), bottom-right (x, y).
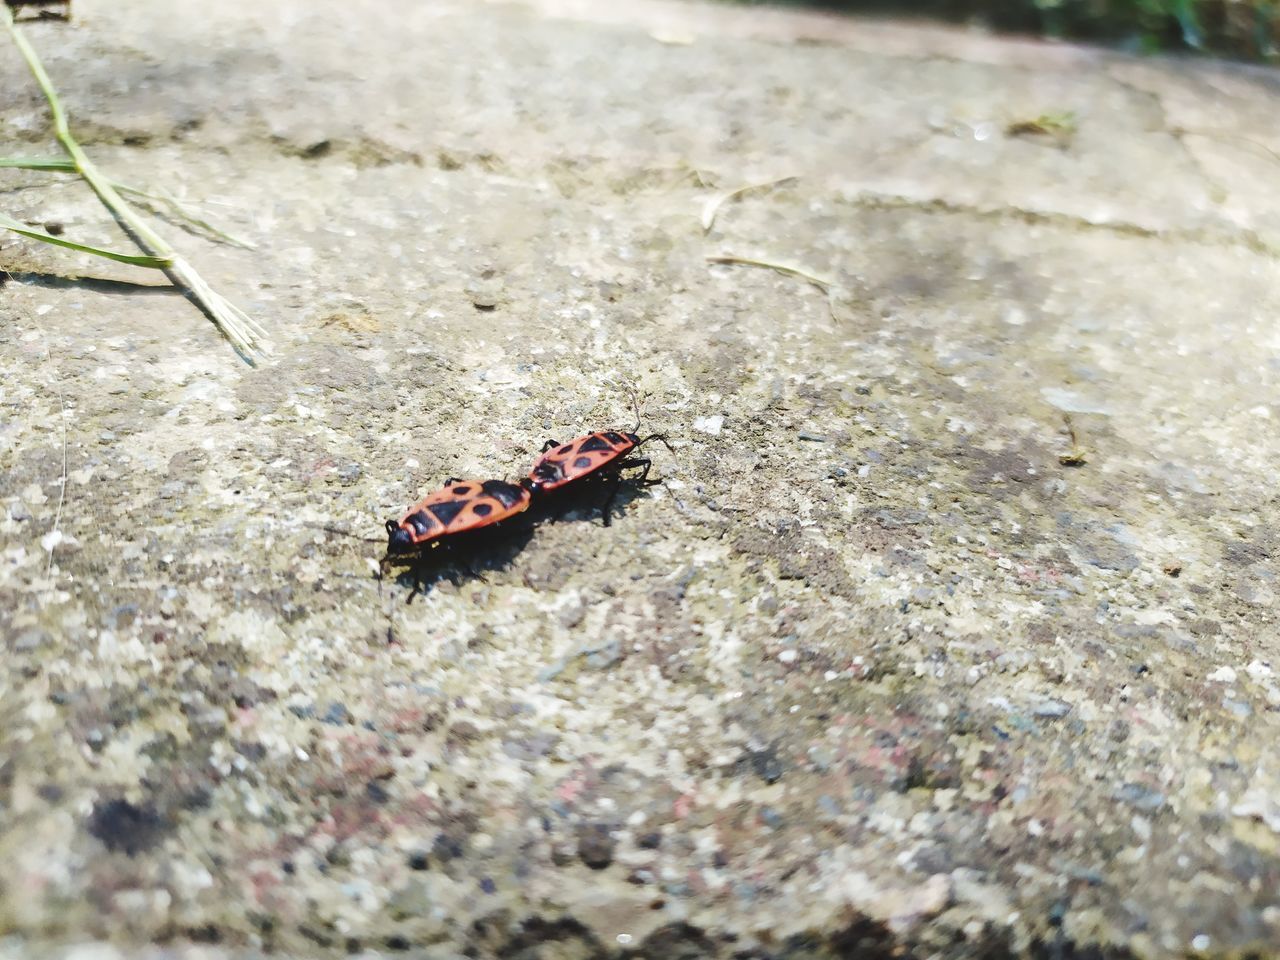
top-left (3, 1), bottom-right (1280, 958)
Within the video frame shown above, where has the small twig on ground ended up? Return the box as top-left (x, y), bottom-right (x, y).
top-left (1005, 111), bottom-right (1078, 147)
top-left (1170, 126), bottom-right (1280, 169)
top-left (1, 5), bottom-right (266, 361)
top-left (45, 365), bottom-right (67, 576)
top-left (701, 175), bottom-right (797, 233)
top-left (706, 253), bottom-right (833, 294)
top-left (706, 253), bottom-right (846, 322)
top-left (1059, 415), bottom-right (1088, 466)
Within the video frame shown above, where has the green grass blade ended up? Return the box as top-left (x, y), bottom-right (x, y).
top-left (2, 3), bottom-right (266, 360)
top-left (114, 183), bottom-right (257, 250)
top-left (0, 211), bottom-right (173, 268)
top-left (0, 156), bottom-right (256, 249)
top-left (0, 156), bottom-right (77, 171)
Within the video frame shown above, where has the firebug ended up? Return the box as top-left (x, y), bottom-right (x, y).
top-left (524, 402), bottom-right (673, 525)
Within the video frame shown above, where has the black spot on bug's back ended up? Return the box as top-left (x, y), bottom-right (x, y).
top-left (578, 434), bottom-right (613, 453)
top-left (426, 499), bottom-right (467, 526)
top-left (408, 512), bottom-right (437, 536)
top-left (557, 444), bottom-right (572, 455)
top-left (573, 456), bottom-right (594, 469)
top-left (451, 485), bottom-right (472, 496)
top-left (604, 431), bottom-right (630, 446)
top-left (533, 461), bottom-right (563, 482)
top-left (472, 502), bottom-right (493, 517)
top-left (481, 479), bottom-right (526, 508)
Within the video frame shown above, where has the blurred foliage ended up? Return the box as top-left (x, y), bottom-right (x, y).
top-left (753, 0), bottom-right (1279, 61)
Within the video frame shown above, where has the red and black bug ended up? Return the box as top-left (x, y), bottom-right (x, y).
top-left (318, 477), bottom-right (532, 622)
top-left (524, 407), bottom-right (673, 525)
top-left (384, 477), bottom-right (532, 559)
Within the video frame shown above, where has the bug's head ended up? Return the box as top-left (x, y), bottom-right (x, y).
top-left (385, 519), bottom-right (415, 555)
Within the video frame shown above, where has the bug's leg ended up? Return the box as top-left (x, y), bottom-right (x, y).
top-left (550, 494), bottom-right (573, 522)
top-left (540, 439), bottom-right (561, 453)
top-left (405, 550), bottom-right (437, 604)
top-left (379, 562), bottom-right (398, 644)
top-left (600, 473), bottom-right (625, 527)
top-left (323, 525), bottom-right (384, 545)
top-left (636, 433), bottom-right (674, 454)
top-left (616, 457), bottom-right (656, 485)
top-left (444, 477), bottom-right (467, 486)
top-left (453, 542), bottom-right (479, 582)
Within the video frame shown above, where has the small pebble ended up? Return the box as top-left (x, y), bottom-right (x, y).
top-left (321, 703), bottom-right (351, 725)
top-left (14, 630), bottom-right (45, 652)
top-left (467, 276), bottom-right (504, 310)
top-left (759, 807), bottom-right (784, 829)
top-left (636, 832), bottom-right (662, 850)
top-left (1115, 783), bottom-right (1166, 812)
top-left (577, 823), bottom-right (615, 870)
top-left (1033, 699), bottom-right (1071, 719)
top-left (692, 415), bottom-right (724, 436)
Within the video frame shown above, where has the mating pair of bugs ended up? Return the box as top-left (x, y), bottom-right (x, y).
top-left (381, 414), bottom-right (673, 568)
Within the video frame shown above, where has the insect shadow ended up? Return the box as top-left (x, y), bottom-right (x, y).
top-left (325, 469), bottom-right (662, 612)
top-left (389, 472), bottom-right (658, 602)
top-left (6, 271), bottom-right (181, 296)
top-left (387, 519), bottom-right (537, 604)
top-left (524, 469), bottom-right (660, 530)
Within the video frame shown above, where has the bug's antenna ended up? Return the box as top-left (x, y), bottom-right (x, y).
top-left (630, 387), bottom-right (645, 433)
top-left (322, 525), bottom-right (384, 545)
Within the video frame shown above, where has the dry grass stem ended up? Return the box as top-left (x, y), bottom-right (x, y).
top-left (1, 5), bottom-right (266, 361)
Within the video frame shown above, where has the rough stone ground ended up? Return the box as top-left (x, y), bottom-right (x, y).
top-left (3, 1), bottom-right (1280, 957)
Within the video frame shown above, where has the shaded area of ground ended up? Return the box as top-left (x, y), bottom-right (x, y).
top-left (759, 0), bottom-right (1276, 62)
top-left (2, 0), bottom-right (1280, 957)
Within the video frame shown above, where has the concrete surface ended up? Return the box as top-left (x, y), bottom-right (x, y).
top-left (3, 0), bottom-right (1280, 957)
